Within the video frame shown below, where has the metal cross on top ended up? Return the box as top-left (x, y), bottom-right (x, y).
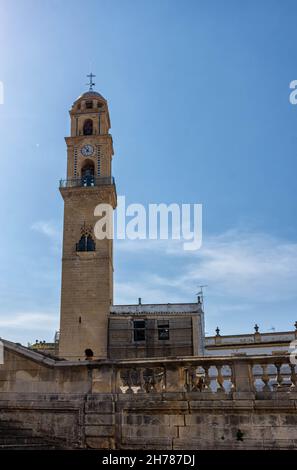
top-left (86, 73), bottom-right (96, 91)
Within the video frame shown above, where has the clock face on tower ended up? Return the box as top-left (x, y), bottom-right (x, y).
top-left (81, 144), bottom-right (94, 157)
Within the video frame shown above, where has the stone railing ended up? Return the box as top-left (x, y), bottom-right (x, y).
top-left (114, 358), bottom-right (237, 394)
top-left (90, 354), bottom-right (297, 396)
top-left (59, 176), bottom-right (115, 189)
top-left (250, 356), bottom-right (297, 392)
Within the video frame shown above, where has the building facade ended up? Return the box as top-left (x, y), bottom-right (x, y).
top-left (108, 302), bottom-right (205, 359)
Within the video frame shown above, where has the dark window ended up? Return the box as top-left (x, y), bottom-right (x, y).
top-left (81, 161), bottom-right (95, 186)
top-left (86, 235), bottom-right (95, 251)
top-left (83, 119), bottom-right (93, 135)
top-left (158, 322), bottom-right (170, 340)
top-left (76, 235), bottom-right (95, 252)
top-left (86, 100), bottom-right (93, 109)
top-left (133, 320), bottom-right (146, 342)
top-left (85, 348), bottom-right (94, 359)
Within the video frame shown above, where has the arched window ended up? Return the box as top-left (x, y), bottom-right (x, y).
top-left (76, 234), bottom-right (96, 252)
top-left (81, 160), bottom-right (95, 186)
top-left (83, 119), bottom-right (93, 135)
top-left (76, 221), bottom-right (95, 252)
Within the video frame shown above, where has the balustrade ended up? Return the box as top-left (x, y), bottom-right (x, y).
top-left (251, 358), bottom-right (297, 392)
top-left (90, 355), bottom-right (297, 397)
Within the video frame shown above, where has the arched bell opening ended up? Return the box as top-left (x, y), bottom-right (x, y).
top-left (81, 160), bottom-right (95, 186)
top-left (83, 119), bottom-right (93, 135)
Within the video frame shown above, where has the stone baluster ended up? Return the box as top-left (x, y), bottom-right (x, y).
top-left (193, 367), bottom-right (205, 392)
top-left (290, 364), bottom-right (297, 388)
top-left (138, 368), bottom-right (145, 393)
top-left (154, 367), bottom-right (165, 392)
top-left (142, 367), bottom-right (164, 393)
top-left (184, 368), bottom-right (191, 392)
top-left (216, 365), bottom-right (225, 392)
top-left (229, 364), bottom-right (235, 391)
top-left (151, 369), bottom-right (158, 393)
top-left (203, 365), bottom-right (211, 391)
top-left (126, 369), bottom-right (134, 394)
top-left (119, 368), bottom-right (133, 394)
top-left (261, 364), bottom-right (271, 392)
top-left (130, 368), bottom-right (141, 392)
top-left (275, 363), bottom-right (284, 389)
top-left (142, 368), bottom-right (153, 393)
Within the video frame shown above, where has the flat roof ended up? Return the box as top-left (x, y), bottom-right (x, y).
top-left (110, 302), bottom-right (203, 315)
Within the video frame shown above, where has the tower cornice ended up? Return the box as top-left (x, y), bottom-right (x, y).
top-left (59, 184), bottom-right (117, 208)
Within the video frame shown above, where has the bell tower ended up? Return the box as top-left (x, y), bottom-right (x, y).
top-left (58, 75), bottom-right (116, 360)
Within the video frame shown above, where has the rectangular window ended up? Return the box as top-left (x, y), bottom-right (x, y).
top-left (133, 320), bottom-right (146, 342)
top-left (86, 100), bottom-right (93, 109)
top-left (158, 322), bottom-right (170, 340)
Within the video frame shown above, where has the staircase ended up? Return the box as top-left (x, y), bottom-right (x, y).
top-left (0, 420), bottom-right (65, 449)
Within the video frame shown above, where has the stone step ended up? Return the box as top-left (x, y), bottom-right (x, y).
top-left (0, 420), bottom-right (66, 449)
top-left (0, 436), bottom-right (46, 444)
top-left (0, 421), bottom-right (25, 429)
top-left (0, 427), bottom-right (34, 436)
top-left (0, 443), bottom-right (57, 449)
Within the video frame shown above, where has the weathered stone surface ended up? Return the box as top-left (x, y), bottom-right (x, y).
top-left (120, 436), bottom-right (173, 450)
top-left (85, 414), bottom-right (114, 425)
top-left (86, 437), bottom-right (115, 449)
top-left (1, 342), bottom-right (297, 449)
top-left (85, 425), bottom-right (114, 437)
top-left (122, 424), bottom-right (178, 439)
top-left (85, 400), bottom-right (114, 414)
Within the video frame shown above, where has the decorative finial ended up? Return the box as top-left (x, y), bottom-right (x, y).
top-left (215, 326), bottom-right (220, 336)
top-left (254, 323), bottom-right (259, 333)
top-left (86, 72), bottom-right (96, 91)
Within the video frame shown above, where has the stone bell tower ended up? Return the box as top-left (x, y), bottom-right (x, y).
top-left (58, 75), bottom-right (116, 360)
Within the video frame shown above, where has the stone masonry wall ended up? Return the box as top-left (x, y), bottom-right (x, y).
top-left (1, 341), bottom-right (297, 449)
top-left (1, 392), bottom-right (297, 449)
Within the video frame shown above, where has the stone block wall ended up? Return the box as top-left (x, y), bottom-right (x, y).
top-left (1, 340), bottom-right (297, 449)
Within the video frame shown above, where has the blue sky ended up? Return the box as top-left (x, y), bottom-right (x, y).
top-left (0, 0), bottom-right (297, 344)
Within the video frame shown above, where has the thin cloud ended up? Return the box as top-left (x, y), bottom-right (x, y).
top-left (115, 229), bottom-right (297, 312)
top-left (0, 312), bottom-right (57, 330)
top-left (31, 220), bottom-right (61, 242)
